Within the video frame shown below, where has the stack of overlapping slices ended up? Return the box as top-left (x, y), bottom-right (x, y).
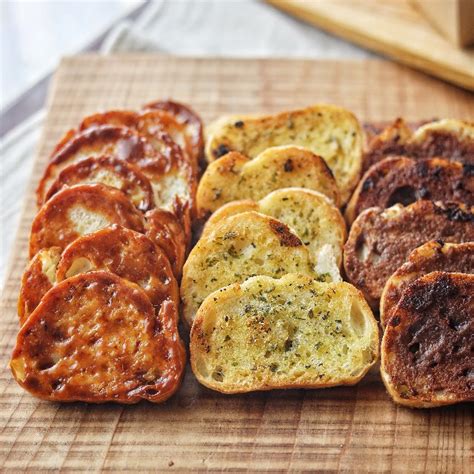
top-left (343, 118), bottom-right (474, 407)
top-left (11, 100), bottom-right (204, 403)
top-left (185, 105), bottom-right (381, 394)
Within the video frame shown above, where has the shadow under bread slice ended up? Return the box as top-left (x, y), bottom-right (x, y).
top-left (380, 241), bottom-right (474, 328)
top-left (202, 187), bottom-right (346, 269)
top-left (343, 201), bottom-right (474, 309)
top-left (190, 274), bottom-right (379, 394)
top-left (19, 225), bottom-right (178, 325)
top-left (345, 156), bottom-right (473, 224)
top-left (11, 271), bottom-right (186, 404)
top-left (381, 272), bottom-right (473, 408)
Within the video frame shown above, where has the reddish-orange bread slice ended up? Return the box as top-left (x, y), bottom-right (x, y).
top-left (346, 157), bottom-right (473, 224)
top-left (145, 208), bottom-right (187, 279)
top-left (380, 241), bottom-right (474, 328)
top-left (56, 225), bottom-right (179, 312)
top-left (29, 183), bottom-right (145, 258)
top-left (18, 247), bottom-right (62, 325)
top-left (10, 271), bottom-right (186, 403)
top-left (381, 272), bottom-right (473, 408)
top-left (343, 201), bottom-right (474, 308)
top-left (79, 109), bottom-right (198, 176)
top-left (145, 100), bottom-right (204, 169)
top-left (44, 156), bottom-right (155, 212)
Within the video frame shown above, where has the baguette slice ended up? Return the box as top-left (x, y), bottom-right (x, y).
top-left (17, 247), bottom-right (62, 324)
top-left (343, 201), bottom-right (474, 308)
top-left (11, 271), bottom-right (186, 403)
top-left (363, 118), bottom-right (474, 172)
top-left (380, 241), bottom-right (474, 328)
top-left (145, 100), bottom-right (204, 169)
top-left (29, 183), bottom-right (145, 258)
top-left (381, 272), bottom-right (474, 408)
top-left (197, 145), bottom-right (340, 216)
top-left (203, 188), bottom-right (346, 268)
top-left (205, 104), bottom-right (363, 203)
top-left (346, 157), bottom-right (473, 224)
top-left (45, 156), bottom-right (155, 212)
top-left (20, 226), bottom-right (179, 325)
top-left (191, 274), bottom-right (379, 394)
top-left (181, 211), bottom-right (318, 326)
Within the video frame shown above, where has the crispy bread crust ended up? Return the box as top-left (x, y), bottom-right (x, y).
top-left (205, 104), bottom-right (363, 203)
top-left (144, 100), bottom-right (204, 169)
top-left (197, 146), bottom-right (340, 216)
top-left (363, 118), bottom-right (474, 172)
top-left (343, 201), bottom-right (474, 308)
top-left (381, 272), bottom-right (474, 408)
top-left (18, 247), bottom-right (62, 325)
top-left (181, 211), bottom-right (316, 326)
top-left (202, 188), bottom-right (347, 267)
top-left (190, 274), bottom-right (379, 394)
top-left (29, 183), bottom-right (145, 258)
top-left (346, 157), bottom-right (473, 223)
top-left (145, 208), bottom-right (187, 280)
top-left (380, 241), bottom-right (474, 328)
top-left (10, 271), bottom-right (186, 403)
top-left (56, 225), bottom-right (179, 312)
top-left (44, 156), bottom-right (155, 212)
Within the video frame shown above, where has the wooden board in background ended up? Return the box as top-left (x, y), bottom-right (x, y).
top-left (1, 56), bottom-right (473, 472)
top-left (267, 0), bottom-right (474, 91)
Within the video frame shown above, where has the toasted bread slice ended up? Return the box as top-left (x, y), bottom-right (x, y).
top-left (381, 272), bottom-right (474, 408)
top-left (197, 146), bottom-right (340, 216)
top-left (38, 125), bottom-right (195, 216)
top-left (190, 273), bottom-right (379, 394)
top-left (346, 157), bottom-right (473, 224)
top-left (17, 247), bottom-right (62, 324)
top-left (205, 104), bottom-right (363, 203)
top-left (45, 156), bottom-right (155, 212)
top-left (10, 271), bottom-right (186, 403)
top-left (363, 118), bottom-right (474, 172)
top-left (56, 225), bottom-right (179, 312)
top-left (29, 183), bottom-right (145, 258)
top-left (380, 241), bottom-right (474, 328)
top-left (145, 208), bottom-right (187, 279)
top-left (145, 100), bottom-right (204, 169)
top-left (203, 188), bottom-right (346, 268)
top-left (181, 211), bottom-right (318, 326)
top-left (343, 201), bottom-right (474, 308)
top-left (79, 109), bottom-right (198, 176)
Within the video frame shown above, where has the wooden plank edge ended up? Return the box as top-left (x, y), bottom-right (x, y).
top-left (266, 0), bottom-right (474, 91)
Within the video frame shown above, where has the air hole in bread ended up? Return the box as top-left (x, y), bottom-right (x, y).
top-left (212, 368), bottom-right (224, 382)
top-left (349, 300), bottom-right (367, 337)
top-left (37, 359), bottom-right (56, 371)
top-left (355, 236), bottom-right (369, 262)
top-left (387, 186), bottom-right (417, 207)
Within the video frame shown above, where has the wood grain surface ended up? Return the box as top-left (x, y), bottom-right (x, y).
top-left (267, 0), bottom-right (474, 91)
top-left (1, 55), bottom-right (473, 473)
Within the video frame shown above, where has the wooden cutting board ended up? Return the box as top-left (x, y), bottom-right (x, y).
top-left (1, 55), bottom-right (473, 472)
top-left (267, 0), bottom-right (474, 91)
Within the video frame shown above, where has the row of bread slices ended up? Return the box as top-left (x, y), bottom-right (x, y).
top-left (186, 106), bottom-right (473, 407)
top-left (11, 100), bottom-right (204, 403)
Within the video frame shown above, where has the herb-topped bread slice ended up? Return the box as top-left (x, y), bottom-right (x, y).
top-left (205, 104), bottom-right (363, 203)
top-left (203, 188), bottom-right (346, 269)
top-left (380, 241), bottom-right (474, 328)
top-left (181, 211), bottom-right (319, 326)
top-left (381, 272), bottom-right (474, 408)
top-left (343, 201), bottom-right (474, 309)
top-left (345, 156), bottom-right (473, 224)
top-left (197, 145), bottom-right (340, 217)
top-left (190, 274), bottom-right (379, 394)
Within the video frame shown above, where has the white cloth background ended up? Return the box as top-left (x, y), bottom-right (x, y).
top-left (0, 0), bottom-right (374, 287)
